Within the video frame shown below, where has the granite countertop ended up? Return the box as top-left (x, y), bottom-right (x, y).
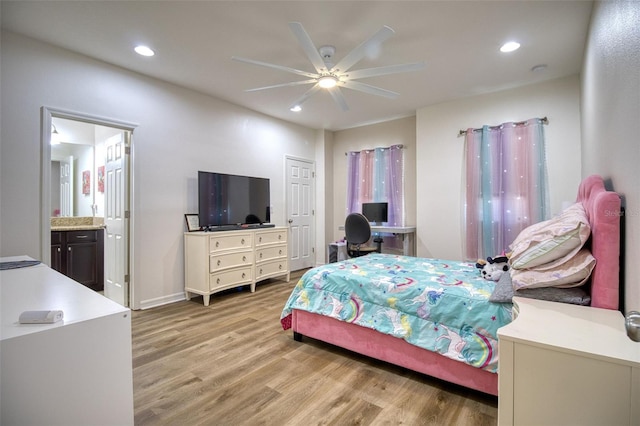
top-left (51, 217), bottom-right (105, 231)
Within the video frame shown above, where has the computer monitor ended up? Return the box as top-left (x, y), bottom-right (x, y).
top-left (362, 202), bottom-right (388, 224)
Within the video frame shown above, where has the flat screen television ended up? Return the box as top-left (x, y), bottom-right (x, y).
top-left (362, 202), bottom-right (388, 223)
top-left (198, 171), bottom-right (270, 228)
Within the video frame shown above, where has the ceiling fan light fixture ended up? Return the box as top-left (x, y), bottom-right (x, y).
top-left (290, 105), bottom-right (302, 112)
top-left (318, 75), bottom-right (337, 89)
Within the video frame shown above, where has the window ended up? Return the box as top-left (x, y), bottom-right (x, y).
top-left (463, 119), bottom-right (549, 260)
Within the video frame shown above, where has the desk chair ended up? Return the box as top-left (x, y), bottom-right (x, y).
top-left (345, 213), bottom-right (382, 257)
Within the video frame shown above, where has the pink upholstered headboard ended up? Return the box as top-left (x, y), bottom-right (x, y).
top-left (576, 175), bottom-right (621, 310)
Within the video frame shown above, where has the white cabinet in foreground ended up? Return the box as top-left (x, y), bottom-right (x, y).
top-left (498, 297), bottom-right (640, 426)
top-left (0, 256), bottom-right (133, 426)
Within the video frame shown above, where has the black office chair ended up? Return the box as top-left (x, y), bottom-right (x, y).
top-left (345, 213), bottom-right (382, 258)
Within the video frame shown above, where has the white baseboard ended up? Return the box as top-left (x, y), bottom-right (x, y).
top-left (138, 292), bottom-right (185, 310)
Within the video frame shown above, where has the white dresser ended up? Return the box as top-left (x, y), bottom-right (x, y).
top-left (498, 297), bottom-right (640, 426)
top-left (184, 227), bottom-right (290, 306)
top-left (0, 256), bottom-right (134, 426)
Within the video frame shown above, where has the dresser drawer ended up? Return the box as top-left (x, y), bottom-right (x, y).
top-left (255, 229), bottom-right (287, 246)
top-left (210, 251), bottom-right (253, 272)
top-left (256, 245), bottom-right (287, 263)
top-left (67, 230), bottom-right (99, 243)
top-left (209, 233), bottom-right (253, 252)
top-left (256, 259), bottom-right (288, 281)
top-left (210, 267), bottom-right (253, 290)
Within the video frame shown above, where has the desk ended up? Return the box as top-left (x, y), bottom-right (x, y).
top-left (338, 225), bottom-right (416, 256)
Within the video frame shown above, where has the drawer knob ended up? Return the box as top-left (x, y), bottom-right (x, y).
top-left (241, 238), bottom-right (245, 245)
top-left (242, 256), bottom-right (246, 262)
top-left (217, 260), bottom-right (221, 266)
top-left (259, 268), bottom-right (263, 275)
top-left (278, 234), bottom-right (282, 240)
top-left (215, 241), bottom-right (220, 248)
top-left (241, 272), bottom-right (246, 279)
top-left (259, 237), bottom-right (262, 243)
top-left (279, 249), bottom-right (282, 255)
top-left (216, 278), bottom-right (221, 284)
top-left (260, 253), bottom-right (263, 259)
top-left (279, 264), bottom-right (282, 270)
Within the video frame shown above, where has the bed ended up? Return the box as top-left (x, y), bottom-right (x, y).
top-left (280, 175), bottom-right (621, 396)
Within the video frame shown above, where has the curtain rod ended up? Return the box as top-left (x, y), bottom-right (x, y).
top-left (345, 144), bottom-right (404, 155)
top-left (458, 117), bottom-right (548, 137)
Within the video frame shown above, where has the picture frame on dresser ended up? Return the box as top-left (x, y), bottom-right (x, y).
top-left (184, 214), bottom-right (200, 232)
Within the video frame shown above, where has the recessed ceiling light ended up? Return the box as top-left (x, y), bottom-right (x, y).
top-left (290, 105), bottom-right (302, 112)
top-left (500, 41), bottom-right (521, 53)
top-left (134, 45), bottom-right (155, 57)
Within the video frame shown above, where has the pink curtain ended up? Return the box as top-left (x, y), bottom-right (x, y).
top-left (464, 119), bottom-right (548, 260)
top-left (346, 144), bottom-right (404, 249)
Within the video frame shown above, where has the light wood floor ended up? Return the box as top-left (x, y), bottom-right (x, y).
top-left (132, 269), bottom-right (498, 425)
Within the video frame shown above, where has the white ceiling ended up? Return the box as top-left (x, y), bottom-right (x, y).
top-left (1, 1), bottom-right (593, 131)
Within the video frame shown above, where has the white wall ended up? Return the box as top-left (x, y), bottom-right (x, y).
top-left (416, 75), bottom-right (582, 260)
top-left (582, 0), bottom-right (640, 312)
top-left (0, 32), bottom-right (318, 309)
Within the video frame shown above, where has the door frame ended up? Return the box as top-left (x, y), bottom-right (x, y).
top-left (40, 107), bottom-right (137, 305)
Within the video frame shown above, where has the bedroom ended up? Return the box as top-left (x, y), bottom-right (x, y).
top-left (1, 0), bottom-right (639, 423)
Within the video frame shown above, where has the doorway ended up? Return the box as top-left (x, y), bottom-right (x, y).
top-left (42, 107), bottom-right (135, 307)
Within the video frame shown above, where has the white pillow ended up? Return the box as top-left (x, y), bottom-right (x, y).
top-left (509, 203), bottom-right (590, 270)
top-left (511, 249), bottom-right (596, 290)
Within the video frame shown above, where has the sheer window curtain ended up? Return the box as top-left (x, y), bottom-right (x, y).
top-left (463, 119), bottom-right (549, 260)
top-left (346, 144), bottom-right (404, 249)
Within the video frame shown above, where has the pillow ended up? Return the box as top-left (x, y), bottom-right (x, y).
top-left (509, 203), bottom-right (590, 270)
top-left (517, 286), bottom-right (591, 306)
top-left (511, 249), bottom-right (596, 290)
top-left (489, 270), bottom-right (591, 305)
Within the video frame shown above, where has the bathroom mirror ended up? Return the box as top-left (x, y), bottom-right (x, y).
top-left (50, 117), bottom-right (109, 218)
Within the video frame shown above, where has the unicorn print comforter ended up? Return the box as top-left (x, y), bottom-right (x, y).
top-left (280, 253), bottom-right (512, 373)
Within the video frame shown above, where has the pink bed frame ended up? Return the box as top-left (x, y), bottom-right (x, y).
top-left (291, 175), bottom-right (621, 396)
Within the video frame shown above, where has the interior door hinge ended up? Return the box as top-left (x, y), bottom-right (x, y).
top-left (312, 247), bottom-right (315, 253)
top-left (124, 274), bottom-right (130, 283)
top-left (125, 146), bottom-right (131, 155)
top-left (124, 211), bottom-right (130, 219)
top-left (312, 171), bottom-right (315, 178)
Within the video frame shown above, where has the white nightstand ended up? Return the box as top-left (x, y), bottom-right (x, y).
top-left (498, 297), bottom-right (640, 426)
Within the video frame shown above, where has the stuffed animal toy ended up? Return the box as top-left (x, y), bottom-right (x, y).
top-left (476, 255), bottom-right (510, 281)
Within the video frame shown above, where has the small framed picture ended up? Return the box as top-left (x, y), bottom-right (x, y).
top-left (184, 214), bottom-right (200, 232)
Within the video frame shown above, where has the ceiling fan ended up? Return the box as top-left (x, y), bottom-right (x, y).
top-left (232, 22), bottom-right (426, 111)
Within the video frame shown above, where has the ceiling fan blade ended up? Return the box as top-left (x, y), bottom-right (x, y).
top-left (341, 80), bottom-right (399, 99)
top-left (232, 56), bottom-right (319, 79)
top-left (245, 79), bottom-right (317, 92)
top-left (346, 62), bottom-right (426, 80)
top-left (288, 84), bottom-right (322, 110)
top-left (328, 87), bottom-right (349, 111)
top-left (333, 26), bottom-right (395, 73)
top-left (288, 22), bottom-right (328, 73)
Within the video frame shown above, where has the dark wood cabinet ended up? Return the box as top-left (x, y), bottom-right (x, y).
top-left (51, 229), bottom-right (104, 291)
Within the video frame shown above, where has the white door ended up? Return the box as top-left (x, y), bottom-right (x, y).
top-left (286, 157), bottom-right (315, 271)
top-left (60, 156), bottom-right (73, 217)
top-left (104, 132), bottom-right (130, 306)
